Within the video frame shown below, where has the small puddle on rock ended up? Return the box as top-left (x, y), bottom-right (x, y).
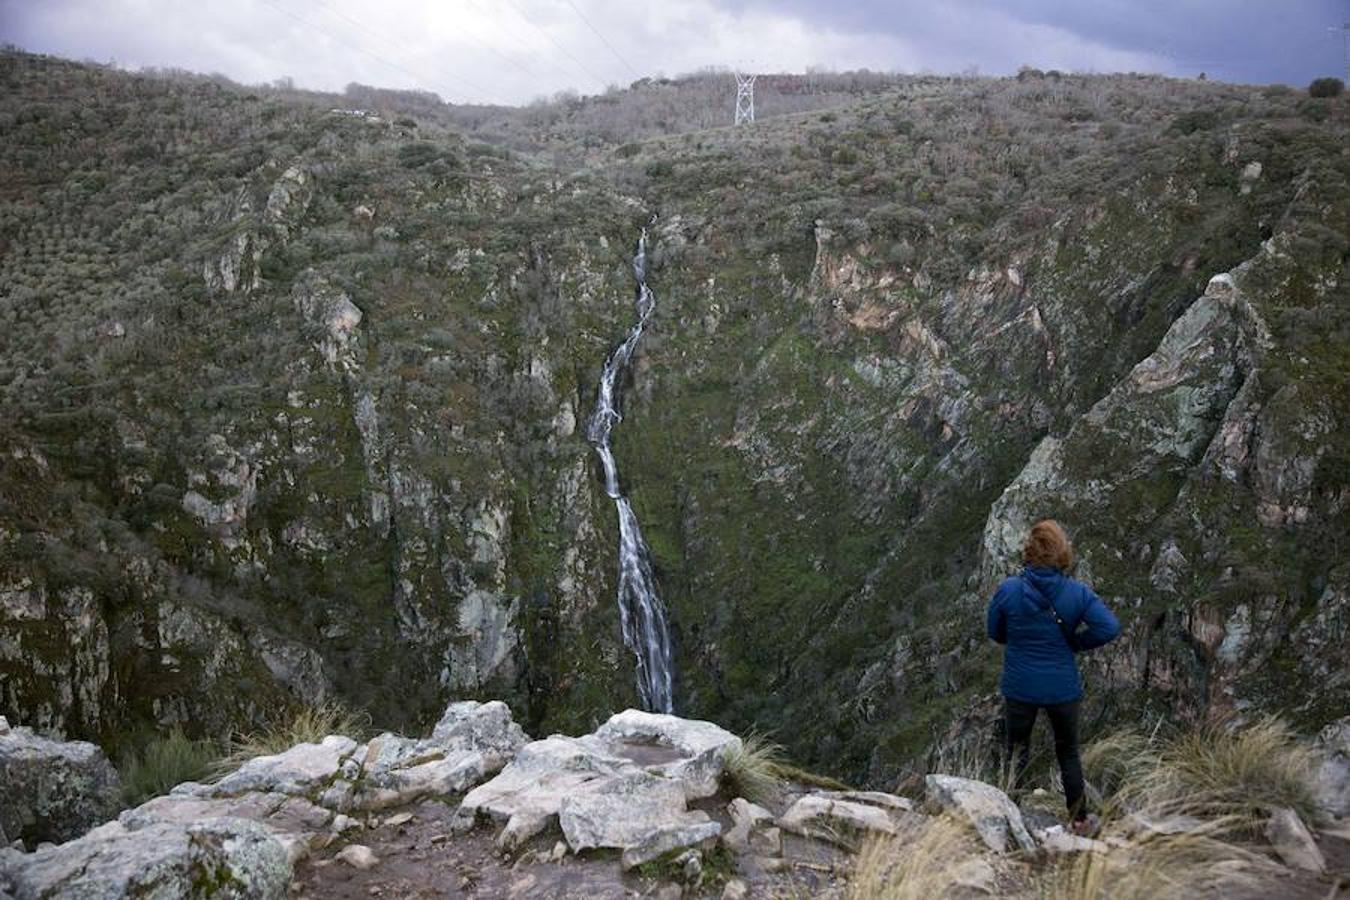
top-left (607, 740), bottom-right (688, 767)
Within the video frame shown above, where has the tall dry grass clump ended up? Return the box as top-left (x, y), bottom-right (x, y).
top-left (846, 815), bottom-right (982, 900)
top-left (214, 701), bottom-right (369, 777)
top-left (1105, 715), bottom-right (1319, 828)
top-left (1037, 828), bottom-right (1269, 900)
top-left (931, 735), bottom-right (1019, 794)
top-left (721, 731), bottom-right (789, 805)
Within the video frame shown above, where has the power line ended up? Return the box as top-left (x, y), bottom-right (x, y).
top-left (257, 0), bottom-right (501, 104)
top-left (498, 0), bottom-right (612, 92)
top-left (559, 0), bottom-right (642, 82)
top-left (461, 0), bottom-right (553, 78)
top-left (306, 0), bottom-right (504, 102)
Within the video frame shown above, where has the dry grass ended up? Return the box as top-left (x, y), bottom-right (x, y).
top-left (846, 815), bottom-right (985, 900)
top-left (722, 731), bottom-right (790, 805)
top-left (776, 762), bottom-right (851, 792)
top-left (1081, 727), bottom-right (1160, 801)
top-left (213, 701), bottom-right (369, 777)
top-left (1037, 826), bottom-right (1272, 900)
top-left (930, 735), bottom-right (1019, 794)
top-left (1096, 715), bottom-right (1319, 828)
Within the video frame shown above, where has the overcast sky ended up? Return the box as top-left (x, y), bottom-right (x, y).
top-left (1, 0), bottom-right (1344, 105)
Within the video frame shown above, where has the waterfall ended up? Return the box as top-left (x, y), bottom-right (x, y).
top-left (585, 225), bottom-right (675, 714)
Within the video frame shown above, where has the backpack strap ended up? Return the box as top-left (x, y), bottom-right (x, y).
top-left (1019, 576), bottom-right (1079, 652)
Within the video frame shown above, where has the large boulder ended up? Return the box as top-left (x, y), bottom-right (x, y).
top-left (559, 772), bottom-right (711, 852)
top-left (343, 700), bottom-right (528, 811)
top-left (593, 709), bottom-right (742, 800)
top-left (456, 735), bottom-right (641, 850)
top-left (118, 790), bottom-right (334, 865)
top-left (457, 709), bottom-right (739, 854)
top-left (0, 816), bottom-right (290, 899)
top-left (0, 723), bottom-right (121, 845)
top-left (925, 775), bottom-right (1036, 853)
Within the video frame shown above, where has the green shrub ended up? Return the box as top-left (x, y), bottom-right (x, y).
top-left (118, 728), bottom-right (219, 807)
top-left (1308, 77), bottom-right (1344, 98)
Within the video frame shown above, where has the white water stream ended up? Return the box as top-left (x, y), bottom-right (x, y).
top-left (585, 226), bottom-right (675, 713)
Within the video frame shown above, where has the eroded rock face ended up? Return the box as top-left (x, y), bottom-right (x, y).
top-left (0, 817), bottom-right (291, 900)
top-left (0, 725), bottom-right (121, 846)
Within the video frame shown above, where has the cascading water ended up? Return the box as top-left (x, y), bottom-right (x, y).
top-left (585, 224), bottom-right (675, 714)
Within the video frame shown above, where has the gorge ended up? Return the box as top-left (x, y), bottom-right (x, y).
top-left (0, 50), bottom-right (1345, 792)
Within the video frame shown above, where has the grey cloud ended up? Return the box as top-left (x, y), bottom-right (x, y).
top-left (729, 0), bottom-right (1346, 84)
top-left (0, 0), bottom-right (1343, 107)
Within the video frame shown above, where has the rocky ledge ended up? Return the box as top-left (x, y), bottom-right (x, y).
top-left (2, 705), bottom-right (1348, 899)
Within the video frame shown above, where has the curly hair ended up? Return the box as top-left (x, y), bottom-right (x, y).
top-left (1023, 519), bottom-right (1074, 571)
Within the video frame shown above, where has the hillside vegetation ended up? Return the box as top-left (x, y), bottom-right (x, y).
top-left (0, 49), bottom-right (1346, 785)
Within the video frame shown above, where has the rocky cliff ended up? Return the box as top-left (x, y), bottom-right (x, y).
top-left (0, 51), bottom-right (1345, 783)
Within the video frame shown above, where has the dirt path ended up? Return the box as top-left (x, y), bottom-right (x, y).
top-left (292, 799), bottom-right (848, 899)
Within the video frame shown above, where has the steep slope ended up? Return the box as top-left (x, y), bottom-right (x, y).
top-left (583, 73), bottom-right (1349, 781)
top-left (0, 51), bottom-right (650, 744)
top-left (0, 52), bottom-right (1345, 784)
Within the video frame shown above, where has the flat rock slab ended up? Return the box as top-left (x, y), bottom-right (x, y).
top-left (777, 794), bottom-right (910, 847)
top-left (560, 773), bottom-right (716, 853)
top-left (925, 775), bottom-right (1035, 853)
top-left (0, 816), bottom-right (290, 900)
top-left (814, 790), bottom-right (915, 813)
top-left (620, 821), bottom-right (722, 870)
top-left (213, 735), bottom-right (358, 798)
top-left (0, 725), bottom-right (121, 845)
top-left (119, 790), bottom-right (336, 864)
top-left (1032, 825), bottom-right (1109, 854)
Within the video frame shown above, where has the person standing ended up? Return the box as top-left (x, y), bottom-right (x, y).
top-left (986, 519), bottom-right (1120, 834)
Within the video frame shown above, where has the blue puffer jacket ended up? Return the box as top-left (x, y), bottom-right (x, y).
top-left (986, 565), bottom-right (1121, 705)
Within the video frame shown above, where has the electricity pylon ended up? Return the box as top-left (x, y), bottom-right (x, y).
top-left (734, 72), bottom-right (756, 125)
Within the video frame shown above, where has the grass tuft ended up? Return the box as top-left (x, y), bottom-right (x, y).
top-left (931, 734), bottom-right (1018, 794)
top-left (1036, 827), bottom-right (1271, 900)
top-left (1103, 715), bottom-right (1319, 828)
top-left (721, 731), bottom-right (789, 805)
top-left (213, 701), bottom-right (369, 777)
top-left (118, 727), bottom-right (220, 807)
top-left (846, 815), bottom-right (982, 900)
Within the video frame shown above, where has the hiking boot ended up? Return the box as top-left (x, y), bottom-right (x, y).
top-left (1070, 813), bottom-right (1101, 838)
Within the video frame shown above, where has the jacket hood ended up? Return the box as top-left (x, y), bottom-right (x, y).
top-left (1022, 564), bottom-right (1066, 599)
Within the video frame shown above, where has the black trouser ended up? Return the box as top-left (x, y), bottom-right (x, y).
top-left (1004, 697), bottom-right (1086, 821)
